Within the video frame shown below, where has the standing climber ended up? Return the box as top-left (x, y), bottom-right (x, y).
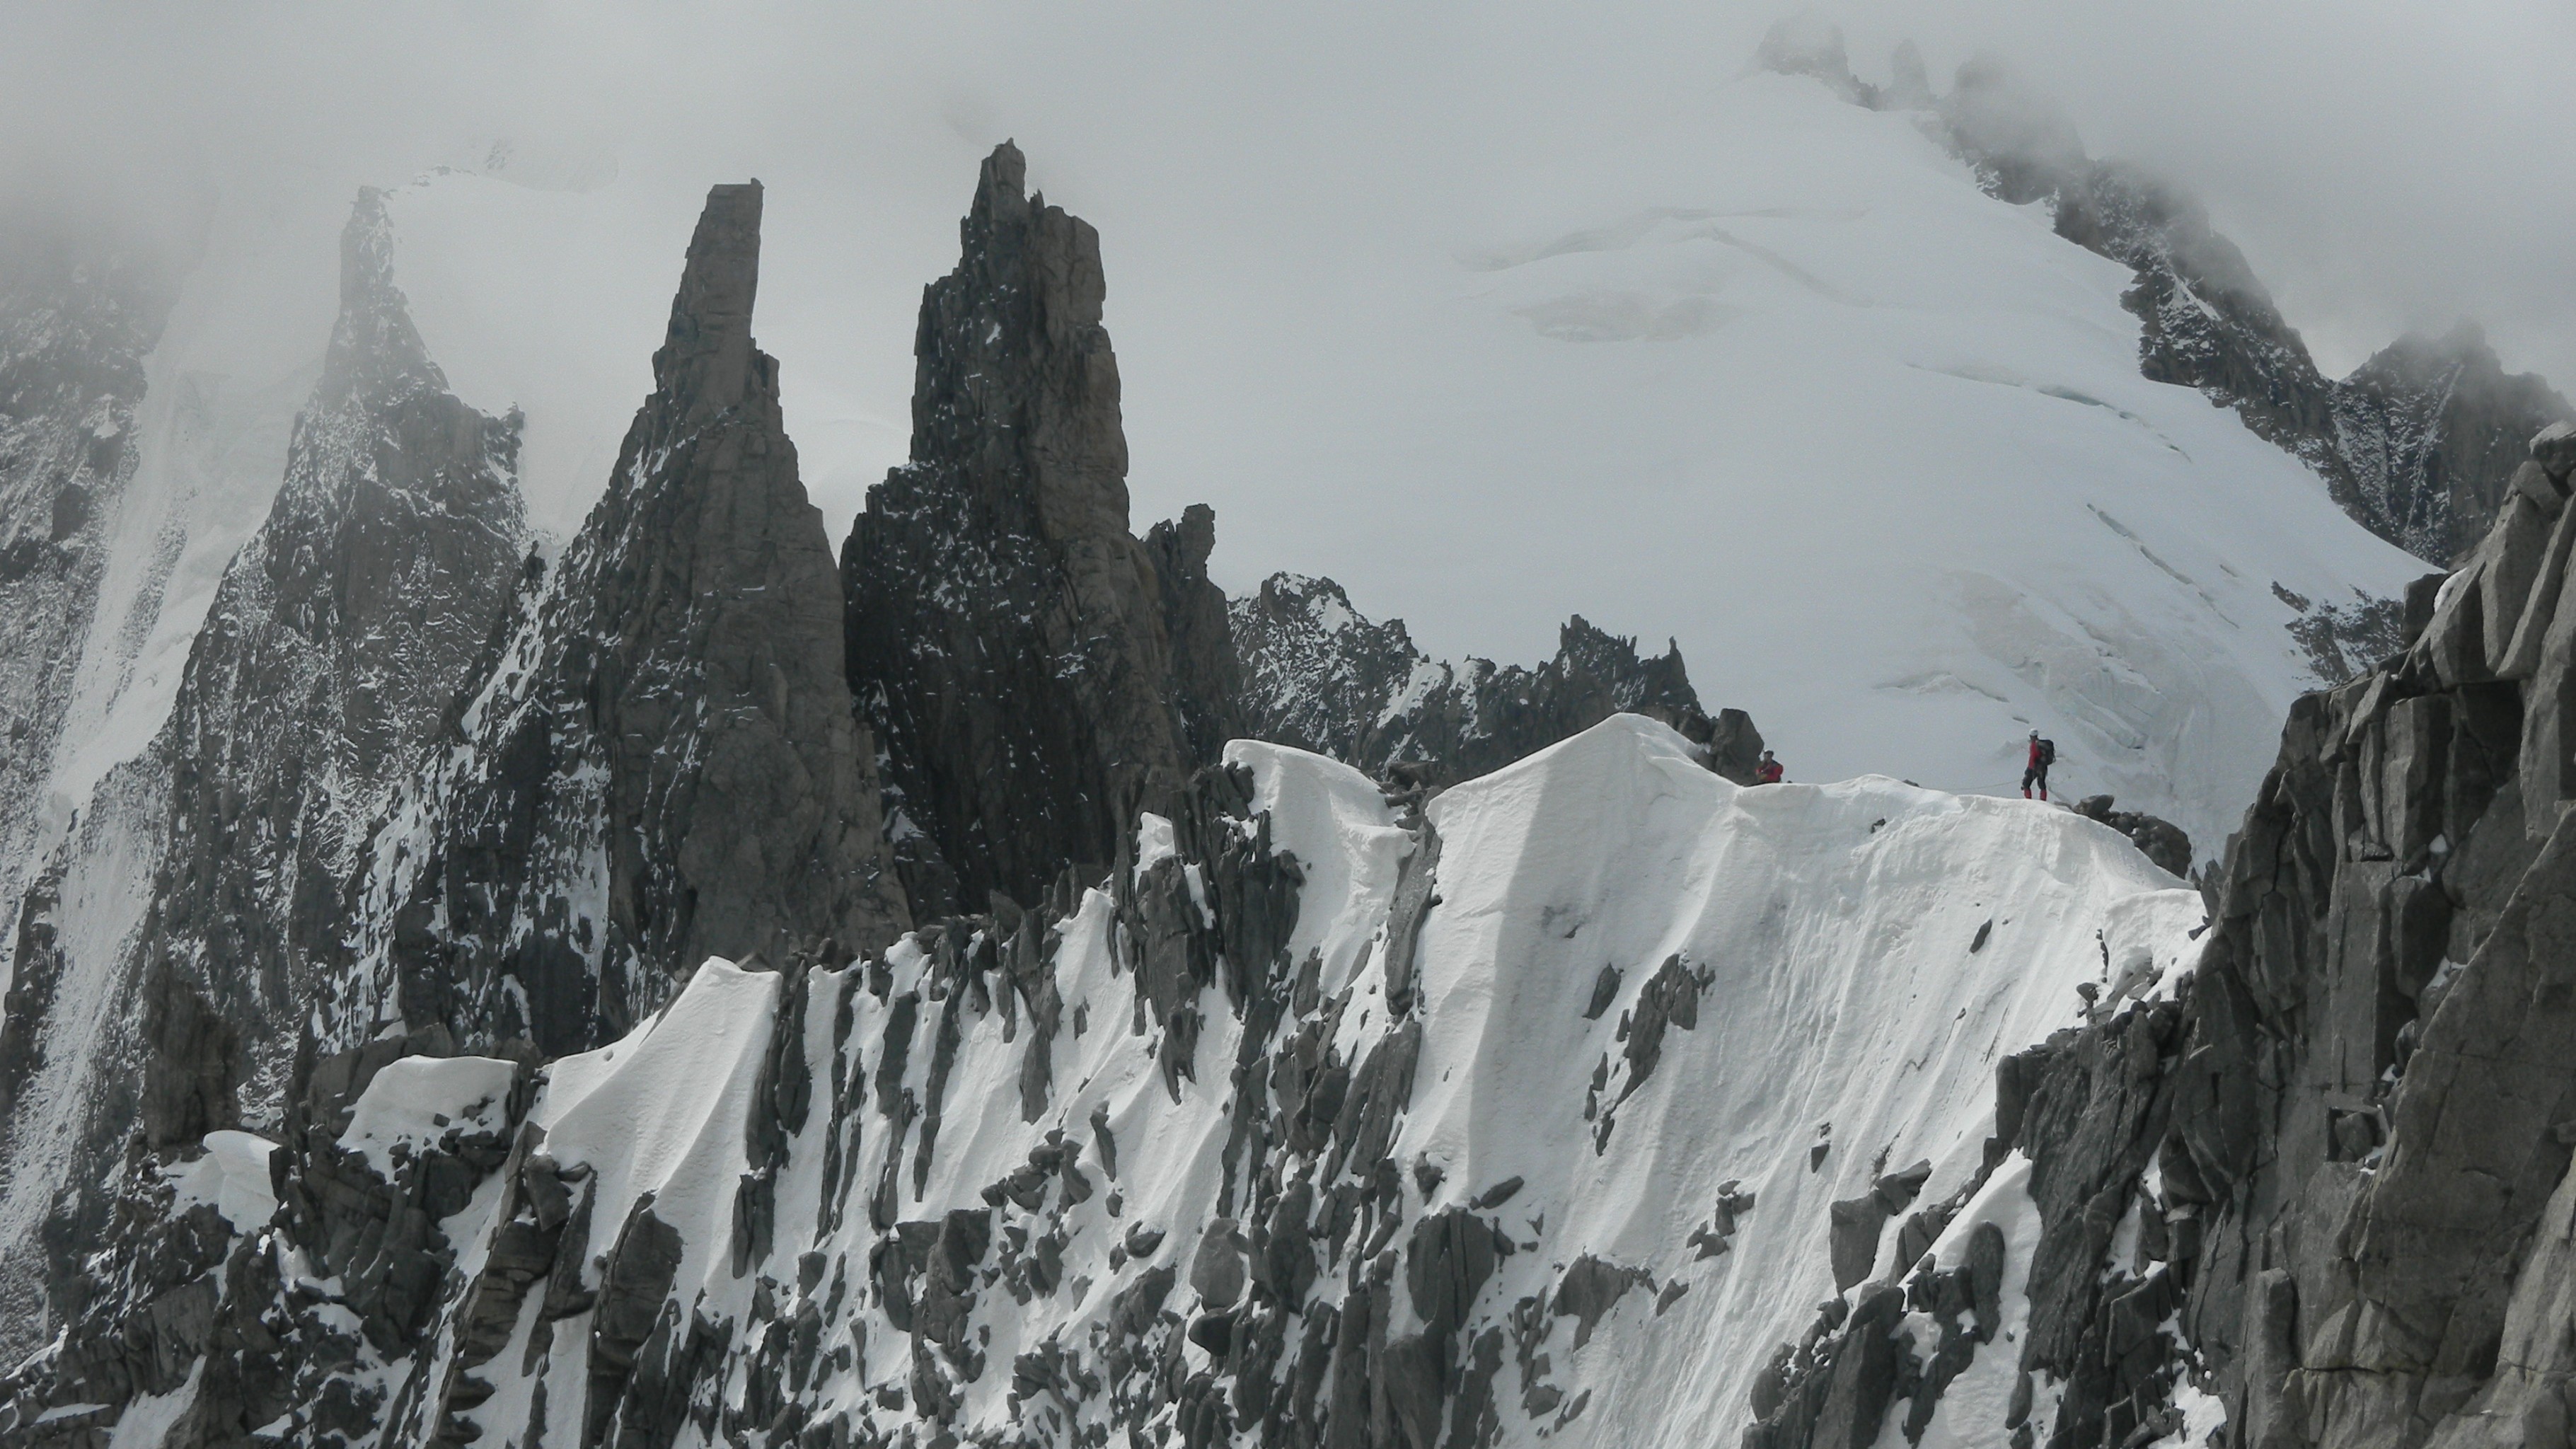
top-left (2021, 731), bottom-right (2054, 801)
top-left (1755, 749), bottom-right (1784, 785)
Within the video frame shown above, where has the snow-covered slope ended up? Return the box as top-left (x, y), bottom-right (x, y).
top-left (57, 714), bottom-right (2206, 1448)
top-left (1303, 71), bottom-right (2423, 858)
top-left (327, 71), bottom-right (2426, 862)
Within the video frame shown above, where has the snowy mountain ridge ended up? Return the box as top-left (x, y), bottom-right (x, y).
top-left (0, 33), bottom-right (2568, 1449)
top-left (6, 712), bottom-right (2210, 1449)
top-left (1231, 572), bottom-right (1767, 792)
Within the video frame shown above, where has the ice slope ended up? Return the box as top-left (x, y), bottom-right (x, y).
top-left (0, 177), bottom-right (337, 1022)
top-left (352, 74), bottom-right (2425, 861)
top-left (359, 714), bottom-right (2200, 1448)
top-left (1169, 71), bottom-right (2427, 858)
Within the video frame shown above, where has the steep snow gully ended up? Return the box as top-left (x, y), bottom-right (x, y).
top-left (5, 32), bottom-right (2576, 1449)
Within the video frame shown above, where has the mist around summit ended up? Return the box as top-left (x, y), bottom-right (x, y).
top-left (0, 11), bottom-right (2571, 1449)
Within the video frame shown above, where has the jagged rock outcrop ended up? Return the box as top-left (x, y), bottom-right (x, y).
top-left (0, 190), bottom-right (524, 1360)
top-left (844, 142), bottom-right (1220, 918)
top-left (2334, 323), bottom-right (2575, 565)
top-left (1146, 502), bottom-right (1244, 768)
top-left (1232, 571), bottom-right (1767, 787)
top-left (0, 180), bottom-right (533, 1392)
top-left (6, 705), bottom-right (2203, 1449)
top-left (353, 180), bottom-right (906, 1058)
top-left (139, 187), bottom-right (529, 1134)
top-left (1, 137), bottom-right (2302, 1449)
top-left (2069, 795), bottom-right (2195, 879)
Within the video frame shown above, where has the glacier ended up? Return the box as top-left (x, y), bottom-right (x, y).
top-left (363, 72), bottom-right (2425, 858)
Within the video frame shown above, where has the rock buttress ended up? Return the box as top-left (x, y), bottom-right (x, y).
top-left (364, 180), bottom-right (906, 1057)
top-left (139, 187), bottom-right (529, 1137)
top-left (844, 142), bottom-right (1214, 915)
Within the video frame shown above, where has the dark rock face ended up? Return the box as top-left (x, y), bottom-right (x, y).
top-left (2275, 580), bottom-right (2410, 686)
top-left (1233, 572), bottom-right (1766, 787)
top-left (1743, 426), bottom-right (2576, 1449)
top-left (1146, 502), bottom-right (1244, 768)
top-left (0, 190), bottom-right (524, 1361)
top-left (142, 187), bottom-right (529, 1132)
top-left (2334, 324), bottom-right (2575, 565)
top-left (2069, 795), bottom-right (2195, 879)
top-left (364, 181), bottom-right (907, 1057)
top-left (844, 142), bottom-right (1215, 918)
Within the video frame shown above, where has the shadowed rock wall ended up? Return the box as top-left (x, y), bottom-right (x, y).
top-left (844, 142), bottom-right (1215, 917)
top-left (366, 180), bottom-right (908, 1058)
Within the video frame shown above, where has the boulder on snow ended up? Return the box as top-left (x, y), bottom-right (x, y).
top-left (2071, 796), bottom-right (2195, 877)
top-left (1188, 1217), bottom-right (1246, 1308)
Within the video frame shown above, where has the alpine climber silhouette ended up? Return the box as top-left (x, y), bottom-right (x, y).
top-left (1755, 749), bottom-right (1784, 785)
top-left (2022, 730), bottom-right (2054, 801)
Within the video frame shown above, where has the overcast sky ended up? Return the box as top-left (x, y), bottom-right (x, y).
top-left (13, 1), bottom-right (2569, 378)
top-left (5, 0), bottom-right (2571, 662)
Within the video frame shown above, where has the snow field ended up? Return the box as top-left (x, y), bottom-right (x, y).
top-left (337, 1055), bottom-right (521, 1178)
top-left (1394, 715), bottom-right (2197, 1447)
top-left (371, 712), bottom-right (2203, 1448)
top-left (166, 1131), bottom-right (281, 1234)
top-left (345, 69), bottom-right (2427, 863)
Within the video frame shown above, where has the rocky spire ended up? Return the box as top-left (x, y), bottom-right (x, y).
top-left (137, 186), bottom-right (530, 1133)
top-left (362, 180), bottom-right (907, 1056)
top-left (311, 187), bottom-right (441, 404)
top-left (845, 142), bottom-right (1224, 913)
top-left (652, 180), bottom-right (763, 422)
top-left (0, 185), bottom-right (529, 1361)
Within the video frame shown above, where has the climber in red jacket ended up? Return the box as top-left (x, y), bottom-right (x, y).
top-left (1755, 750), bottom-right (1784, 785)
top-left (2022, 731), bottom-right (2055, 801)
